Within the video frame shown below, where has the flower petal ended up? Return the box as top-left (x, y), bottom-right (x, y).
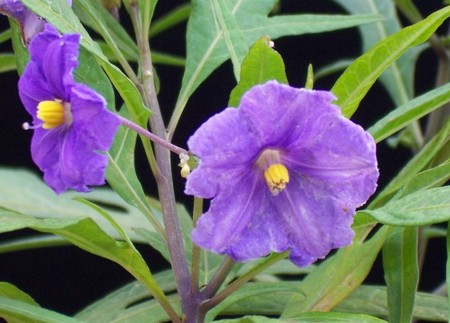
top-left (274, 174), bottom-right (355, 267)
top-left (239, 81), bottom-right (336, 148)
top-left (186, 107), bottom-right (258, 198)
top-left (192, 172), bottom-right (265, 254)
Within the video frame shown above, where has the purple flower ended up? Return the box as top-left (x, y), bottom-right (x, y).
top-left (185, 81), bottom-right (379, 267)
top-left (18, 24), bottom-right (120, 193)
top-left (0, 0), bottom-right (72, 45)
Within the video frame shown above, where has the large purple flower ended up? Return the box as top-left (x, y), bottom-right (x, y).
top-left (18, 24), bottom-right (120, 193)
top-left (185, 81), bottom-right (379, 267)
top-left (0, 0), bottom-right (72, 45)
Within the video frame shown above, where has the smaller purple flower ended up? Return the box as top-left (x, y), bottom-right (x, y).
top-left (185, 81), bottom-right (379, 267)
top-left (18, 24), bottom-right (120, 193)
top-left (0, 0), bottom-right (72, 45)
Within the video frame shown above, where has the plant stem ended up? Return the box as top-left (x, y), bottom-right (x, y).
top-left (119, 114), bottom-right (188, 155)
top-left (128, 3), bottom-right (199, 321)
top-left (201, 257), bottom-right (235, 299)
top-left (190, 197), bottom-right (204, 293)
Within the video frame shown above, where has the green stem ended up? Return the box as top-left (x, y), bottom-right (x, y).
top-left (191, 197), bottom-right (204, 293)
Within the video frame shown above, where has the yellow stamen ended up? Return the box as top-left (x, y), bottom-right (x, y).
top-left (264, 163), bottom-right (289, 196)
top-left (37, 100), bottom-right (66, 129)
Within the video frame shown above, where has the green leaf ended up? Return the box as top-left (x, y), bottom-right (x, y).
top-left (75, 47), bottom-right (115, 110)
top-left (333, 0), bottom-right (419, 106)
top-left (73, 0), bottom-right (138, 62)
top-left (75, 270), bottom-right (178, 322)
top-left (105, 119), bottom-right (164, 236)
top-left (0, 235), bottom-right (68, 254)
top-left (9, 18), bottom-right (29, 74)
top-left (0, 296), bottom-right (83, 323)
top-left (0, 53), bottom-right (16, 73)
top-left (169, 0), bottom-right (382, 136)
top-left (364, 187), bottom-right (450, 226)
top-left (368, 82), bottom-right (450, 143)
top-left (370, 121), bottom-right (450, 208)
top-left (205, 282), bottom-right (305, 321)
top-left (335, 285), bottom-right (448, 321)
top-left (148, 3), bottom-right (191, 38)
top-left (0, 283), bottom-right (39, 307)
top-left (0, 208), bottom-right (176, 319)
top-left (282, 226), bottom-right (391, 316)
top-left (217, 313), bottom-right (387, 323)
top-left (228, 36), bottom-right (288, 107)
top-left (382, 227), bottom-right (418, 323)
top-left (0, 168), bottom-right (154, 243)
top-left (332, 6), bottom-right (450, 117)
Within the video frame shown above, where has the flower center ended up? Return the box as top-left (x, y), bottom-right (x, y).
top-left (36, 100), bottom-right (71, 129)
top-left (257, 149), bottom-right (289, 196)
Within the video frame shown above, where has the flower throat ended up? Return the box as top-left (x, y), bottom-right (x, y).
top-left (257, 149), bottom-right (289, 196)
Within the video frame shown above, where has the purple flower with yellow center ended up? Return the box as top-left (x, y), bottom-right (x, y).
top-left (0, 0), bottom-right (72, 45)
top-left (185, 81), bottom-right (379, 267)
top-left (18, 24), bottom-right (120, 193)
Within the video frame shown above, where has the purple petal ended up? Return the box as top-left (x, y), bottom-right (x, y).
top-left (186, 108), bottom-right (258, 198)
top-left (192, 171), bottom-right (265, 254)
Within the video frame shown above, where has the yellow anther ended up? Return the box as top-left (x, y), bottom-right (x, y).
top-left (264, 163), bottom-right (289, 196)
top-left (37, 100), bottom-right (66, 129)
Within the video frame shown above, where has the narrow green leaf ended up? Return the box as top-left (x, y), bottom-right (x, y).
top-left (333, 0), bottom-right (417, 106)
top-left (228, 36), bottom-right (287, 107)
top-left (218, 313), bottom-right (387, 323)
top-left (73, 0), bottom-right (138, 61)
top-left (336, 285), bottom-right (448, 321)
top-left (149, 3), bottom-right (191, 38)
top-left (364, 187), bottom-right (450, 226)
top-left (0, 28), bottom-right (11, 44)
top-left (332, 6), bottom-right (450, 117)
top-left (370, 121), bottom-right (450, 208)
top-left (382, 227), bottom-right (418, 323)
top-left (212, 0), bottom-right (248, 81)
top-left (0, 296), bottom-right (83, 323)
top-left (368, 82), bottom-right (450, 143)
top-left (169, 0), bottom-right (382, 136)
top-left (282, 226), bottom-right (391, 316)
top-left (9, 18), bottom-right (28, 74)
top-left (0, 283), bottom-right (39, 307)
top-left (205, 282), bottom-right (305, 321)
top-left (0, 168), bottom-right (153, 243)
top-left (0, 208), bottom-right (176, 319)
top-left (0, 54), bottom-right (16, 73)
top-left (0, 235), bottom-right (68, 254)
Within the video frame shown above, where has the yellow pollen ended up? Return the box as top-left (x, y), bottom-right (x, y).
top-left (264, 163), bottom-right (289, 196)
top-left (37, 100), bottom-right (66, 129)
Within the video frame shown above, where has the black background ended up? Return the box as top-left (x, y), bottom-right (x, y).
top-left (0, 0), bottom-right (447, 319)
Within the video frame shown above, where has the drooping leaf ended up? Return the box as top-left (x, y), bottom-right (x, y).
top-left (0, 208), bottom-right (177, 319)
top-left (332, 6), bottom-right (450, 117)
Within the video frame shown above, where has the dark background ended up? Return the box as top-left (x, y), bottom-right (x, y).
top-left (0, 0), bottom-right (446, 318)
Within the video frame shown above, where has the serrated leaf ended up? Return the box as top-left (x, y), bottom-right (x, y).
top-left (364, 187), bottom-right (450, 226)
top-left (332, 6), bottom-right (450, 117)
top-left (169, 0), bottom-right (382, 135)
top-left (382, 227), bottom-right (418, 323)
top-left (228, 36), bottom-right (287, 107)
